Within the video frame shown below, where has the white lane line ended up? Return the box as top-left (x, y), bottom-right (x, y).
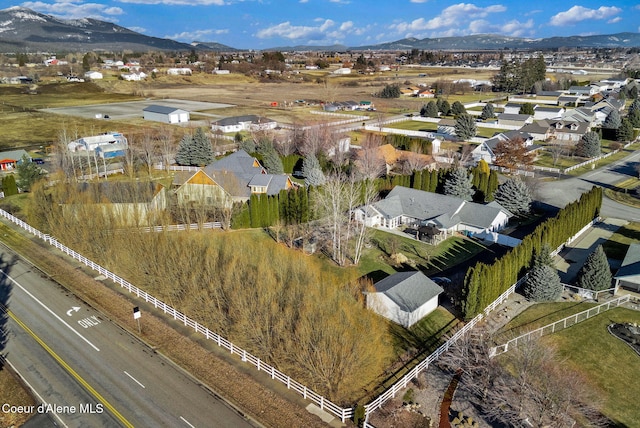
top-left (123, 371), bottom-right (145, 388)
top-left (180, 416), bottom-right (195, 428)
top-left (0, 269), bottom-right (100, 352)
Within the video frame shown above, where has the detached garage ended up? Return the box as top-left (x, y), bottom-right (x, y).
top-left (143, 105), bottom-right (190, 124)
top-left (364, 271), bottom-right (444, 328)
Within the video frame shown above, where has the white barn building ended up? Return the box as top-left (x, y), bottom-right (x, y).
top-left (143, 105), bottom-right (190, 124)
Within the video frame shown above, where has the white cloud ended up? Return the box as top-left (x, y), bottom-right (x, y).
top-left (128, 26), bottom-right (146, 33)
top-left (299, 0), bottom-right (309, 2)
top-left (166, 28), bottom-right (228, 42)
top-left (118, 0), bottom-right (225, 5)
top-left (607, 17), bottom-right (622, 24)
top-left (410, 0), bottom-right (428, 3)
top-left (21, 1), bottom-right (123, 20)
top-left (550, 6), bottom-right (621, 26)
top-left (391, 3), bottom-right (507, 33)
top-left (256, 20), bottom-right (335, 40)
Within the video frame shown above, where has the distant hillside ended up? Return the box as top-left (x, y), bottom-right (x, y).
top-left (1, 7), bottom-right (639, 53)
top-left (0, 6), bottom-right (198, 52)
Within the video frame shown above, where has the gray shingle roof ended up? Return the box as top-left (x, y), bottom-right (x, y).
top-left (143, 105), bottom-right (186, 114)
top-left (615, 243), bottom-right (640, 281)
top-left (373, 186), bottom-right (464, 222)
top-left (373, 271), bottom-right (443, 312)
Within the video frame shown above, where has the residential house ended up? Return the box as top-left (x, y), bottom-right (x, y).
top-left (67, 133), bottom-right (128, 152)
top-left (437, 118), bottom-right (457, 136)
top-left (121, 71), bottom-right (147, 81)
top-left (211, 115), bottom-right (277, 133)
top-left (497, 113), bottom-right (533, 128)
top-left (173, 150), bottom-right (293, 205)
top-left (354, 186), bottom-right (512, 236)
top-left (364, 271), bottom-right (444, 328)
top-left (0, 149), bottom-right (31, 171)
top-left (332, 68), bottom-right (351, 75)
top-left (84, 71), bottom-right (103, 80)
top-left (568, 86), bottom-right (597, 96)
top-left (471, 131), bottom-right (535, 164)
top-left (356, 144), bottom-right (434, 174)
top-left (519, 121), bottom-right (552, 141)
top-left (166, 68), bottom-right (192, 75)
top-left (143, 105), bottom-right (190, 124)
top-left (614, 243), bottom-right (640, 293)
top-left (585, 98), bottom-right (625, 126)
top-left (64, 181), bottom-right (167, 226)
top-left (557, 95), bottom-right (582, 107)
top-left (533, 106), bottom-right (564, 120)
top-left (503, 102), bottom-right (523, 115)
top-left (417, 88), bottom-right (435, 98)
top-left (546, 119), bottom-right (590, 143)
top-left (561, 107), bottom-right (595, 124)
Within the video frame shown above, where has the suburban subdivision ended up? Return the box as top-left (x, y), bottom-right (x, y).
top-left (1, 5), bottom-right (640, 428)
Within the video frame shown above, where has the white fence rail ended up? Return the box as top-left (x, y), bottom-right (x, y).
top-left (0, 206), bottom-right (600, 424)
top-left (139, 222), bottom-right (223, 233)
top-left (489, 295), bottom-right (631, 357)
top-left (561, 284), bottom-right (615, 301)
top-left (0, 209), bottom-right (353, 423)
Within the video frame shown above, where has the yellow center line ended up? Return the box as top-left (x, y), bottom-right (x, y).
top-left (3, 307), bottom-right (134, 428)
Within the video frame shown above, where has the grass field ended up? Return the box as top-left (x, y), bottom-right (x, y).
top-left (544, 307), bottom-right (640, 427)
top-left (496, 303), bottom-right (640, 427)
top-left (602, 221), bottom-right (640, 260)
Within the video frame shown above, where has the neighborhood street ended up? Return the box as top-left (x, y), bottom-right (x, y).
top-left (537, 148), bottom-right (640, 221)
top-left (0, 246), bottom-right (258, 428)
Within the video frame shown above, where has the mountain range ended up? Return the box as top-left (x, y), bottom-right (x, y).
top-left (1, 7), bottom-right (640, 54)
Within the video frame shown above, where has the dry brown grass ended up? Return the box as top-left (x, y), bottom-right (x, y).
top-left (0, 222), bottom-right (332, 428)
top-left (0, 367), bottom-right (36, 428)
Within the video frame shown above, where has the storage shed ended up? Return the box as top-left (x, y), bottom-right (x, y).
top-left (143, 105), bottom-right (190, 124)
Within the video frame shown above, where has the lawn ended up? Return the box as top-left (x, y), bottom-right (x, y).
top-left (385, 119), bottom-right (438, 132)
top-left (494, 301), bottom-right (598, 344)
top-left (358, 229), bottom-right (489, 279)
top-left (543, 307), bottom-right (640, 427)
top-left (602, 221), bottom-right (640, 260)
top-left (604, 178), bottom-right (640, 209)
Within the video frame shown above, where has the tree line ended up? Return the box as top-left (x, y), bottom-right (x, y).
top-left (461, 186), bottom-right (602, 319)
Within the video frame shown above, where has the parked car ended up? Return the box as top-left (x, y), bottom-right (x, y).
top-left (32, 158), bottom-right (45, 165)
top-left (431, 277), bottom-right (451, 286)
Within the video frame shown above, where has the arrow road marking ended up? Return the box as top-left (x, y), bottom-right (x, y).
top-left (0, 269), bottom-right (100, 352)
top-left (66, 306), bottom-right (81, 317)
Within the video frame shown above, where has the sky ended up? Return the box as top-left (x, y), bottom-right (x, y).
top-left (6, 0), bottom-right (640, 49)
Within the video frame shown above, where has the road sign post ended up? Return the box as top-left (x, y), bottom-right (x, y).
top-left (133, 306), bottom-right (141, 334)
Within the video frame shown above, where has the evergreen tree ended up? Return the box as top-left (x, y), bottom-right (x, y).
top-left (259, 143), bottom-right (284, 174)
top-left (519, 103), bottom-right (535, 115)
top-left (493, 176), bottom-right (531, 217)
top-left (628, 109), bottom-right (640, 128)
top-left (629, 99), bottom-right (640, 116)
top-left (1, 174), bottom-right (18, 197)
top-left (575, 131), bottom-right (601, 158)
top-left (576, 245), bottom-right (612, 291)
top-left (617, 117), bottom-right (634, 142)
top-left (175, 134), bottom-right (193, 166)
top-left (302, 154), bottom-right (326, 186)
top-left (439, 99), bottom-right (451, 116)
top-left (523, 243), bottom-right (562, 302)
top-left (443, 167), bottom-right (474, 201)
top-left (603, 109), bottom-right (622, 129)
top-left (451, 100), bottom-right (466, 116)
top-left (480, 103), bottom-right (495, 120)
top-left (421, 100), bottom-right (438, 118)
top-left (454, 114), bottom-right (477, 140)
top-left (16, 156), bottom-right (45, 192)
top-left (377, 84), bottom-right (401, 98)
top-left (523, 264), bottom-right (562, 302)
top-left (191, 127), bottom-right (214, 166)
top-left (175, 128), bottom-right (214, 166)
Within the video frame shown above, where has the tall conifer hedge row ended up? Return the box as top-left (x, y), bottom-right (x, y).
top-left (460, 186), bottom-right (602, 319)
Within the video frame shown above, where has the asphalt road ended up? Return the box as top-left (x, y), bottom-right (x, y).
top-left (537, 148), bottom-right (640, 221)
top-left (0, 249), bottom-right (257, 428)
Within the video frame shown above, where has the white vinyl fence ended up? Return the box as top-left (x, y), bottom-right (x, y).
top-left (489, 294), bottom-right (631, 357)
top-left (0, 207), bottom-right (601, 424)
top-left (0, 209), bottom-right (353, 423)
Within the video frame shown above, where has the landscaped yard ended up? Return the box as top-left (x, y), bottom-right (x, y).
top-left (494, 301), bottom-right (598, 344)
top-left (358, 229), bottom-right (489, 279)
top-left (495, 303), bottom-right (640, 427)
top-left (602, 221), bottom-right (640, 260)
top-left (543, 307), bottom-right (640, 427)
